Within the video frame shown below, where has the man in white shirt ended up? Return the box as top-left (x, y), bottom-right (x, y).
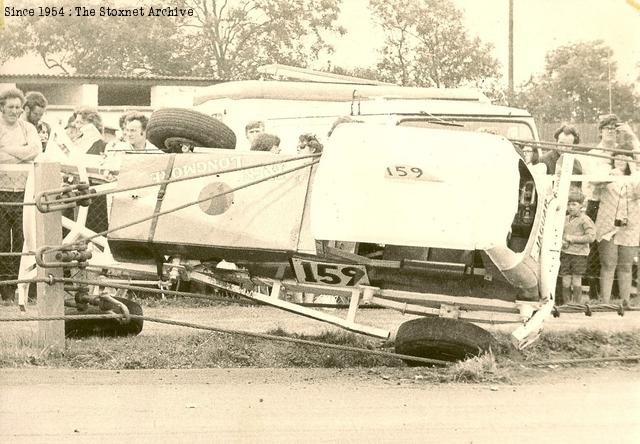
top-left (106, 112), bottom-right (160, 155)
top-left (103, 112), bottom-right (161, 169)
top-left (0, 89), bottom-right (41, 164)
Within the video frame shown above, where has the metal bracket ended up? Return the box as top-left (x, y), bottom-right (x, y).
top-left (35, 182), bottom-right (95, 213)
top-left (98, 294), bottom-right (131, 324)
top-left (439, 303), bottom-right (460, 319)
top-left (162, 258), bottom-right (190, 282)
top-left (35, 243), bottom-right (92, 268)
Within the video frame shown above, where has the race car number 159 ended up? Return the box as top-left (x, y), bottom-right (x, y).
top-left (385, 165), bottom-right (424, 179)
top-left (291, 258), bottom-right (370, 286)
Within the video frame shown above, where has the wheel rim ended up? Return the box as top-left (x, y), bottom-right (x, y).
top-left (165, 137), bottom-right (196, 153)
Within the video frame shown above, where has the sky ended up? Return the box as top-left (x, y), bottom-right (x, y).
top-left (321, 0), bottom-right (640, 86)
top-left (1, 0), bottom-right (638, 88)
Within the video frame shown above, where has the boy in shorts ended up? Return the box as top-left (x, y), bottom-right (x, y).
top-left (560, 191), bottom-right (596, 304)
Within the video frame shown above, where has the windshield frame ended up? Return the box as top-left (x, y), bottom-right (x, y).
top-left (396, 116), bottom-right (538, 140)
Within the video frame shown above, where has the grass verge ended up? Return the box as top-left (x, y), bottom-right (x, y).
top-left (1, 326), bottom-right (639, 383)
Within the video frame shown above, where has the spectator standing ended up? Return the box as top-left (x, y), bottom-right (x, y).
top-left (0, 88), bottom-right (41, 301)
top-left (69, 108), bottom-right (109, 233)
top-left (583, 115), bottom-right (620, 221)
top-left (64, 113), bottom-right (78, 141)
top-left (21, 91), bottom-right (47, 128)
top-left (594, 154), bottom-right (640, 306)
top-left (553, 124), bottom-right (583, 178)
top-left (245, 121), bottom-right (265, 145)
top-left (520, 145), bottom-right (547, 176)
top-left (554, 124), bottom-right (581, 147)
top-left (297, 133), bottom-right (323, 155)
top-left (72, 107), bottom-right (106, 155)
top-left (103, 113), bottom-right (161, 172)
top-left (560, 192), bottom-right (596, 304)
top-left (250, 133), bottom-right (281, 154)
top-left (118, 112), bottom-right (130, 141)
top-left (120, 113), bottom-right (159, 152)
top-left (581, 116), bottom-right (620, 300)
top-left (616, 123), bottom-right (640, 159)
top-left (37, 121), bottom-right (51, 152)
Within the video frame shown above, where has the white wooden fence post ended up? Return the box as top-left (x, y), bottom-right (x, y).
top-left (34, 162), bottom-right (65, 352)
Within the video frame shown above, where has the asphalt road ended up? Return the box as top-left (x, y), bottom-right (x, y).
top-left (1, 367), bottom-right (639, 443)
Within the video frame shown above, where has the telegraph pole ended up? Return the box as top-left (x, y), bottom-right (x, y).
top-left (508, 0), bottom-right (514, 105)
top-left (607, 52), bottom-right (613, 114)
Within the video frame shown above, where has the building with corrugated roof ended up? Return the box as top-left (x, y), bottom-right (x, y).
top-left (0, 73), bottom-right (222, 130)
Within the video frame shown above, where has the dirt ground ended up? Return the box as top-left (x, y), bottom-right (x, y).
top-left (2, 301), bottom-right (639, 341)
top-left (1, 366), bottom-right (639, 443)
top-left (136, 303), bottom-right (640, 338)
top-left (1, 302), bottom-right (639, 442)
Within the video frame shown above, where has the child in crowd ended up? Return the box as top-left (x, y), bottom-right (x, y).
top-left (560, 191), bottom-right (596, 304)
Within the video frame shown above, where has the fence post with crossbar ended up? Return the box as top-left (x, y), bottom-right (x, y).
top-left (33, 162), bottom-right (65, 351)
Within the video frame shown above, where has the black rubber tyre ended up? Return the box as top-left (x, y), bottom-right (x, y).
top-left (65, 297), bottom-right (144, 338)
top-left (147, 108), bottom-right (236, 152)
top-left (395, 317), bottom-right (496, 365)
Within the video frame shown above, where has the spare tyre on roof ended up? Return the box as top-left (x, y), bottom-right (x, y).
top-left (147, 108), bottom-right (236, 153)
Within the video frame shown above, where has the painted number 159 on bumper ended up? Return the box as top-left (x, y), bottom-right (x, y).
top-left (291, 258), bottom-right (370, 286)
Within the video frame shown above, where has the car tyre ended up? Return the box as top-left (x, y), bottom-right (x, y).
top-left (65, 297), bottom-right (144, 338)
top-left (395, 317), bottom-right (495, 365)
top-left (147, 108), bottom-right (236, 152)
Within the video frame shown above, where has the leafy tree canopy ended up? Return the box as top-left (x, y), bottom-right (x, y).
top-left (178, 0), bottom-right (345, 79)
top-left (369, 0), bottom-right (499, 88)
top-left (0, 0), bottom-right (344, 79)
top-left (0, 1), bottom-right (194, 76)
top-left (514, 40), bottom-right (639, 123)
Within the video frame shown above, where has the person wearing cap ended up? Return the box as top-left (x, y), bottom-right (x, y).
top-left (560, 191), bottom-right (596, 304)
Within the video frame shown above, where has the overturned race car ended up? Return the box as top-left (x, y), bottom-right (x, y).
top-left (25, 78), bottom-right (575, 363)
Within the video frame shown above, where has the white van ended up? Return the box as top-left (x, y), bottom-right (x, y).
top-left (190, 80), bottom-right (539, 153)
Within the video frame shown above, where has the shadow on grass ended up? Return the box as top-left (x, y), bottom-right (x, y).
top-left (2, 327), bottom-right (639, 380)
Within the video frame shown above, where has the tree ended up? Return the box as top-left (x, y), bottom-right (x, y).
top-left (0, 0), bottom-right (345, 79)
top-left (0, 1), bottom-right (193, 76)
top-left (514, 41), bottom-right (640, 123)
top-left (173, 0), bottom-right (345, 79)
top-left (369, 0), bottom-right (499, 88)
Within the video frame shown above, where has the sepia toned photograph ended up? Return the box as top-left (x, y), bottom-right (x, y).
top-left (0, 0), bottom-right (639, 442)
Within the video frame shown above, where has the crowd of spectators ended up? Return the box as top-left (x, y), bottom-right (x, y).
top-left (0, 87), bottom-right (161, 301)
top-left (549, 115), bottom-right (640, 306)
